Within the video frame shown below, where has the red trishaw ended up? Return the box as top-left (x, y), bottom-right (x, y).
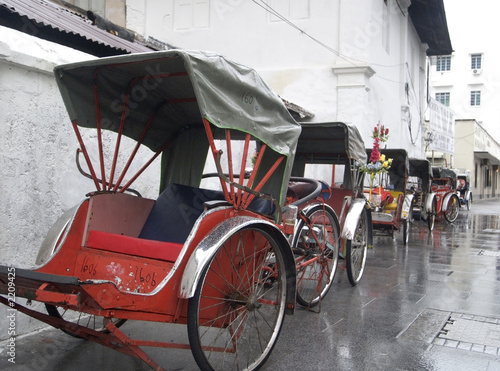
top-left (0, 50), bottom-right (302, 371)
top-left (365, 149), bottom-right (413, 245)
top-left (286, 122), bottom-right (372, 301)
top-left (431, 167), bottom-right (460, 223)
top-left (408, 158), bottom-right (438, 231)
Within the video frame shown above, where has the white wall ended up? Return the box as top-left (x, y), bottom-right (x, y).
top-left (0, 26), bottom-right (162, 340)
top-left (0, 27), bottom-right (95, 268)
top-left (126, 0), bottom-right (429, 158)
top-left (0, 27), bottom-right (96, 339)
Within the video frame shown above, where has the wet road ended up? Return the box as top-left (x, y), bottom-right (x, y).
top-left (1, 198), bottom-right (500, 371)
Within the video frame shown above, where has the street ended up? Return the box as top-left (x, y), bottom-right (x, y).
top-left (1, 198), bottom-right (499, 371)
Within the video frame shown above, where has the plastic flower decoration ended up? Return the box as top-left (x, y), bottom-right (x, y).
top-left (369, 123), bottom-right (390, 163)
top-left (359, 123), bottom-right (392, 204)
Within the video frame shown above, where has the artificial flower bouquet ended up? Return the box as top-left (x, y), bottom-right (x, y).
top-left (358, 123), bottom-right (392, 207)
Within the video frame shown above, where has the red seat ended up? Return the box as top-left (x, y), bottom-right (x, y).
top-left (371, 187), bottom-right (394, 205)
top-left (87, 230), bottom-right (183, 263)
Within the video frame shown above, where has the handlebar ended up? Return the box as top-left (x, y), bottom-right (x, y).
top-left (284, 177), bottom-right (322, 211)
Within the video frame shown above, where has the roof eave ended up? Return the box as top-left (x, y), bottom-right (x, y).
top-left (408, 0), bottom-right (453, 56)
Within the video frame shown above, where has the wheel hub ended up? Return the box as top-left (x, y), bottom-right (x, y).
top-left (227, 292), bottom-right (261, 311)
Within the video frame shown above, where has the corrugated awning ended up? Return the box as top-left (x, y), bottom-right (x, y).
top-left (0, 0), bottom-right (154, 57)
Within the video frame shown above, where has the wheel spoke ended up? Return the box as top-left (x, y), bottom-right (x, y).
top-left (293, 205), bottom-right (339, 307)
top-left (45, 304), bottom-right (126, 338)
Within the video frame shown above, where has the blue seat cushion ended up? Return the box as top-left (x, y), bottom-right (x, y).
top-left (139, 183), bottom-right (226, 244)
top-left (139, 183), bottom-right (275, 244)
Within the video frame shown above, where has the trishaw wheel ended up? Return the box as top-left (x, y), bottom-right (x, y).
top-left (467, 195), bottom-right (472, 211)
top-left (427, 199), bottom-right (437, 231)
top-left (403, 219), bottom-right (410, 245)
top-left (402, 206), bottom-right (412, 246)
top-left (346, 208), bottom-right (368, 286)
top-left (45, 304), bottom-right (127, 338)
top-left (187, 226), bottom-right (288, 371)
top-left (293, 204), bottom-right (339, 308)
top-left (444, 195), bottom-right (460, 223)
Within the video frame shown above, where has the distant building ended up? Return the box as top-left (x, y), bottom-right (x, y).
top-left (453, 120), bottom-right (500, 199)
top-left (429, 0), bottom-right (500, 199)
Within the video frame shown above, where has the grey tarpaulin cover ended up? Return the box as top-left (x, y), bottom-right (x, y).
top-left (409, 158), bottom-right (433, 192)
top-left (366, 148), bottom-right (409, 192)
top-left (294, 122), bottom-right (367, 164)
top-left (432, 167), bottom-right (457, 181)
top-left (53, 49), bottom-right (301, 206)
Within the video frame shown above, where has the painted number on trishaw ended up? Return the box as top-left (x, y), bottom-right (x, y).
top-left (242, 92), bottom-right (254, 104)
top-left (80, 255), bottom-right (98, 276)
top-left (77, 251), bottom-right (171, 293)
top-left (133, 266), bottom-right (157, 287)
top-left (242, 92), bottom-right (259, 111)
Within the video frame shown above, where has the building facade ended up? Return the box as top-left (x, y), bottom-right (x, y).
top-left (123, 0), bottom-right (451, 159)
top-left (428, 0), bottom-right (500, 198)
top-left (453, 120), bottom-right (500, 199)
top-left (0, 0), bottom-right (452, 338)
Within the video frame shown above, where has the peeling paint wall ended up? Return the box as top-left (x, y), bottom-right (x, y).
top-left (0, 26), bottom-right (162, 340)
top-left (0, 26), bottom-right (97, 339)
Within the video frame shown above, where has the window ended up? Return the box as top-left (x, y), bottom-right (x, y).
top-left (174, 0), bottom-right (210, 30)
top-left (268, 0), bottom-right (310, 22)
top-left (435, 92), bottom-right (450, 106)
top-left (471, 54), bottom-right (483, 70)
top-left (471, 90), bottom-right (481, 106)
top-left (436, 56), bottom-right (451, 71)
top-left (66, 0), bottom-right (105, 17)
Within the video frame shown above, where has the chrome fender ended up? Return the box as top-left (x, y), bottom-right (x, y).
top-left (401, 194), bottom-right (413, 220)
top-left (179, 216), bottom-right (296, 313)
top-left (422, 192), bottom-right (437, 220)
top-left (35, 201), bottom-right (84, 266)
top-left (341, 198), bottom-right (366, 240)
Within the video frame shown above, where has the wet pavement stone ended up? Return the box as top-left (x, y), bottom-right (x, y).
top-left (1, 198), bottom-right (500, 370)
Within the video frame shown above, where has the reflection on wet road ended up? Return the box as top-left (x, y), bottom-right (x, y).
top-left (268, 199), bottom-right (500, 371)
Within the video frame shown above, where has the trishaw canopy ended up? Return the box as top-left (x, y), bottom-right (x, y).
top-left (53, 50), bottom-right (301, 206)
top-left (366, 148), bottom-right (409, 192)
top-left (293, 122), bottom-right (367, 164)
top-left (432, 167), bottom-right (457, 182)
top-left (409, 158), bottom-right (433, 192)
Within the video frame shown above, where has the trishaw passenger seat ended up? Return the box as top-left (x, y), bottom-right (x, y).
top-left (139, 183), bottom-right (226, 244)
top-left (138, 183), bottom-right (275, 244)
top-left (384, 191), bottom-right (401, 211)
top-left (287, 182), bottom-right (317, 201)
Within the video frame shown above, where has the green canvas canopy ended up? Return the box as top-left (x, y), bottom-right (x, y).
top-left (294, 122), bottom-right (367, 164)
top-left (53, 50), bottom-right (301, 206)
top-left (54, 49), bottom-right (300, 156)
